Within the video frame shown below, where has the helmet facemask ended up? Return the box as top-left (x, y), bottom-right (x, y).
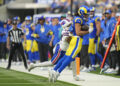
top-left (83, 13), bottom-right (89, 21)
top-left (90, 11), bottom-right (95, 18)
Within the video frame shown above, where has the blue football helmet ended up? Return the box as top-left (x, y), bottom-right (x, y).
top-left (90, 7), bottom-right (96, 17)
top-left (78, 5), bottom-right (90, 20)
top-left (25, 16), bottom-right (32, 21)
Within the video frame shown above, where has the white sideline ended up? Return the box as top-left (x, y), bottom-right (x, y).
top-left (0, 62), bottom-right (120, 86)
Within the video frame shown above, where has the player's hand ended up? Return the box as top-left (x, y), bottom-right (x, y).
top-left (81, 25), bottom-right (89, 31)
top-left (89, 27), bottom-right (93, 33)
top-left (24, 43), bottom-right (27, 48)
top-left (102, 40), bottom-right (105, 45)
top-left (66, 36), bottom-right (72, 43)
top-left (49, 41), bottom-right (53, 47)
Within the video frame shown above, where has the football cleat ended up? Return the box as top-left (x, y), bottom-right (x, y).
top-left (28, 63), bottom-right (36, 72)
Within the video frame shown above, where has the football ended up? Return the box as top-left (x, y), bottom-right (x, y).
top-left (81, 25), bottom-right (89, 31)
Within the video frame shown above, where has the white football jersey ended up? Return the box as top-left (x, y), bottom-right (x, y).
top-left (59, 28), bottom-right (72, 51)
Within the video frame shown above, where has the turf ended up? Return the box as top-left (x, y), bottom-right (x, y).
top-left (0, 67), bottom-right (78, 86)
top-left (90, 67), bottom-right (120, 78)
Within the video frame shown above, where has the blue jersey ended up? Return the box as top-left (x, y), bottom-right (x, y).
top-left (51, 24), bottom-right (61, 46)
top-left (7, 24), bottom-right (12, 31)
top-left (35, 23), bottom-right (51, 44)
top-left (100, 19), bottom-right (105, 42)
top-left (103, 17), bottom-right (116, 40)
top-left (88, 16), bottom-right (100, 39)
top-left (82, 33), bottom-right (89, 45)
top-left (0, 21), bottom-right (3, 27)
top-left (1, 27), bottom-right (8, 42)
top-left (17, 23), bottom-right (22, 28)
top-left (72, 16), bottom-right (86, 37)
top-left (82, 21), bottom-right (89, 45)
top-left (0, 27), bottom-right (8, 42)
top-left (25, 23), bottom-right (33, 40)
top-left (0, 27), bottom-right (3, 42)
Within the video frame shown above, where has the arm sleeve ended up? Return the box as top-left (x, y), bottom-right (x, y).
top-left (8, 31), bottom-right (11, 37)
top-left (34, 26), bottom-right (38, 34)
top-left (75, 18), bottom-right (83, 24)
top-left (110, 21), bottom-right (116, 37)
top-left (95, 17), bottom-right (100, 22)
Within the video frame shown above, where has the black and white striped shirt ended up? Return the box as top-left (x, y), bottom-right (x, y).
top-left (8, 28), bottom-right (24, 43)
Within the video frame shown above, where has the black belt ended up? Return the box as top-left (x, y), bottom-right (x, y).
top-left (11, 42), bottom-right (22, 44)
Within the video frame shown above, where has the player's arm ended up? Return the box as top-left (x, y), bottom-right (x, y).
top-left (7, 31), bottom-right (10, 49)
top-left (75, 23), bottom-right (89, 36)
top-left (23, 34), bottom-right (26, 44)
top-left (75, 18), bottom-right (89, 36)
top-left (49, 35), bottom-right (54, 47)
top-left (21, 30), bottom-right (26, 44)
top-left (95, 17), bottom-right (101, 36)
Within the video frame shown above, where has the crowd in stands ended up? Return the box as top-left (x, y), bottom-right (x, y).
top-left (48, 0), bottom-right (120, 13)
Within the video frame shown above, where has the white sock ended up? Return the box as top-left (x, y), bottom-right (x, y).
top-left (34, 61), bottom-right (53, 67)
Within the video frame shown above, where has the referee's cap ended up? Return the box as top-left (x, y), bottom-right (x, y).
top-left (12, 21), bottom-right (17, 25)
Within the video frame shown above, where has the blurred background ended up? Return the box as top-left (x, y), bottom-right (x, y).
top-left (0, 0), bottom-right (120, 21)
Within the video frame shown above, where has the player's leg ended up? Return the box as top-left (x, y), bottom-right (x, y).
top-left (28, 44), bottom-right (65, 71)
top-left (18, 43), bottom-right (28, 69)
top-left (7, 44), bottom-right (16, 69)
top-left (51, 37), bottom-right (83, 82)
top-left (31, 40), bottom-right (40, 62)
top-left (26, 40), bottom-right (33, 63)
top-left (88, 38), bottom-right (96, 70)
top-left (56, 36), bottom-right (82, 73)
top-left (95, 41), bottom-right (103, 62)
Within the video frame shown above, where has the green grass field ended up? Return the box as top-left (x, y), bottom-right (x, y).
top-left (90, 67), bottom-right (120, 78)
top-left (0, 67), bottom-right (78, 86)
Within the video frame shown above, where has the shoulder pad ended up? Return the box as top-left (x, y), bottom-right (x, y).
top-left (74, 17), bottom-right (83, 24)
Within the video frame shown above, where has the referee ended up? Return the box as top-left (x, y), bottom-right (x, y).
top-left (6, 22), bottom-right (28, 69)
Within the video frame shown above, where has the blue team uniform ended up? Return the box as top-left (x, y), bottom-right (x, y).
top-left (0, 27), bottom-right (8, 43)
top-left (24, 23), bottom-right (40, 62)
top-left (100, 19), bottom-right (105, 43)
top-left (51, 24), bottom-right (61, 46)
top-left (82, 22), bottom-right (89, 45)
top-left (0, 27), bottom-right (3, 43)
top-left (88, 16), bottom-right (103, 66)
top-left (54, 16), bottom-right (87, 73)
top-left (7, 24), bottom-right (12, 31)
top-left (88, 16), bottom-right (100, 54)
top-left (17, 23), bottom-right (22, 29)
top-left (65, 16), bottom-right (86, 57)
top-left (103, 17), bottom-right (116, 40)
top-left (35, 23), bottom-right (51, 44)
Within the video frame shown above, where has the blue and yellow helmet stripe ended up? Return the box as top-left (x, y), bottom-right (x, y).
top-left (90, 7), bottom-right (95, 12)
top-left (25, 16), bottom-right (32, 20)
top-left (78, 5), bottom-right (89, 17)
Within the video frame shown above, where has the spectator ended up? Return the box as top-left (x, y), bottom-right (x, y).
top-left (35, 16), bottom-right (50, 62)
top-left (0, 22), bottom-right (8, 61)
top-left (103, 10), bottom-right (117, 74)
top-left (115, 21), bottom-right (120, 75)
top-left (49, 17), bottom-right (61, 47)
top-left (7, 19), bottom-right (12, 31)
